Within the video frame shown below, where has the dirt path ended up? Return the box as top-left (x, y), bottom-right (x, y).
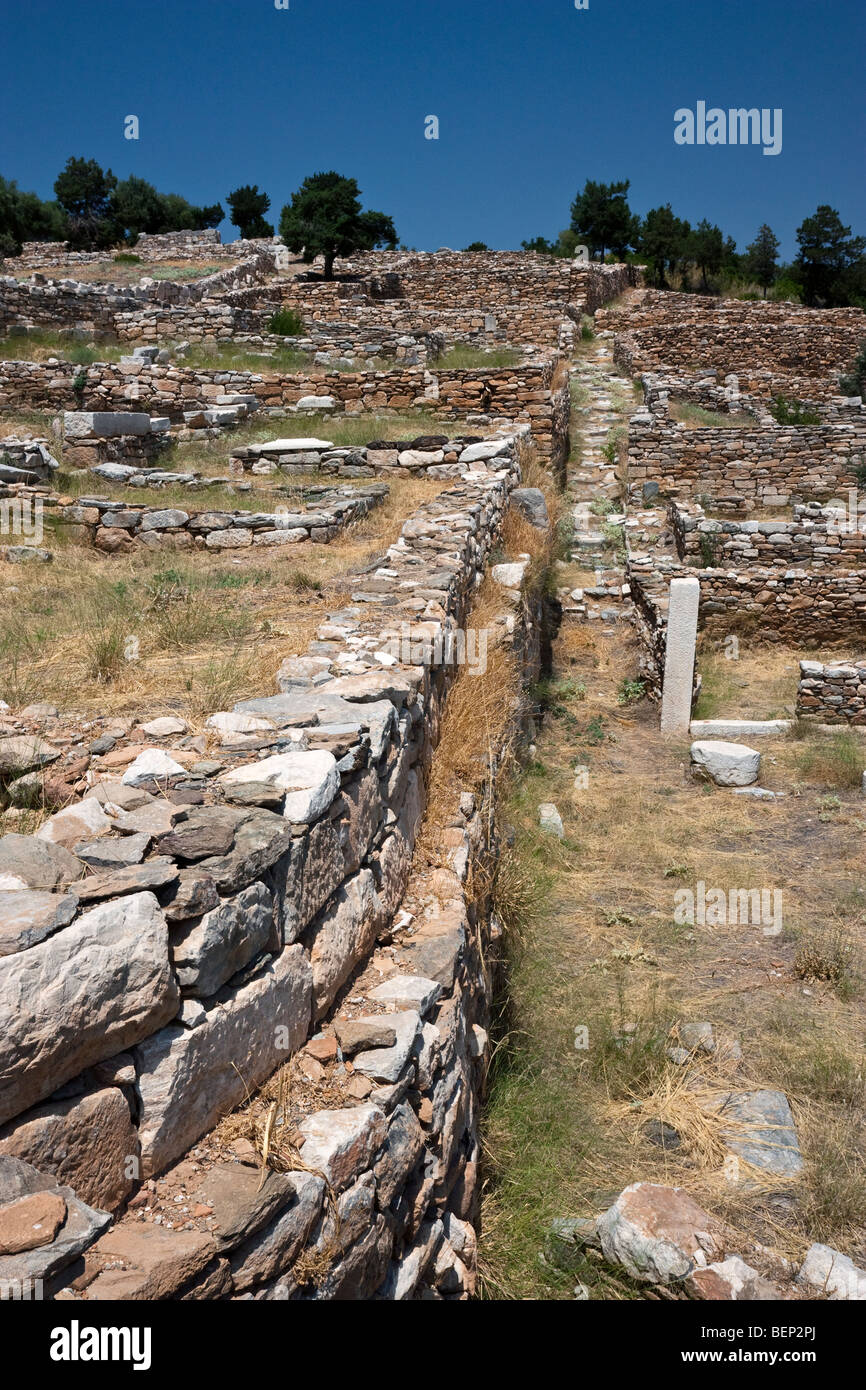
top-left (478, 336), bottom-right (866, 1301)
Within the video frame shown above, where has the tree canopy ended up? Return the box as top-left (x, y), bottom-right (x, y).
top-left (279, 172), bottom-right (397, 279)
top-left (227, 185), bottom-right (274, 240)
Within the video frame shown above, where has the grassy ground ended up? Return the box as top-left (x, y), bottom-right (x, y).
top-left (479, 621), bottom-right (866, 1299)
top-left (669, 400), bottom-right (756, 429)
top-left (0, 472), bottom-right (444, 723)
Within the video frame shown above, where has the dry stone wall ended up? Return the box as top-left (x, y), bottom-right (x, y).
top-left (0, 357), bottom-right (570, 466)
top-left (56, 484), bottom-right (387, 554)
top-left (797, 659), bottom-right (866, 724)
top-left (0, 432), bottom-right (540, 1300)
top-left (627, 399), bottom-right (865, 511)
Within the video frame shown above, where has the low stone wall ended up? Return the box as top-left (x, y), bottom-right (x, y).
top-left (132, 230), bottom-right (222, 261)
top-left (613, 306), bottom-right (865, 398)
top-left (60, 411), bottom-right (173, 470)
top-left (56, 484), bottom-right (387, 554)
top-left (797, 659), bottom-right (866, 724)
top-left (671, 499), bottom-right (866, 569)
top-left (0, 435), bottom-right (60, 484)
top-left (626, 401), bottom-right (866, 512)
top-left (0, 432), bottom-right (537, 1300)
top-left (0, 357), bottom-right (569, 466)
top-left (231, 431), bottom-right (519, 480)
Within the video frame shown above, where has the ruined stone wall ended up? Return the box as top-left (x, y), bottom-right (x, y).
top-left (614, 311), bottom-right (865, 396)
top-left (0, 434), bottom-right (540, 1300)
top-left (55, 485), bottom-right (387, 554)
top-left (672, 500), bottom-right (866, 568)
top-left (626, 408), bottom-right (866, 511)
top-left (797, 659), bottom-right (866, 724)
top-left (0, 358), bottom-right (568, 464)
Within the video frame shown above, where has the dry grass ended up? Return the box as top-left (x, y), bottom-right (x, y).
top-left (479, 619), bottom-right (866, 1297)
top-left (0, 470), bottom-right (446, 723)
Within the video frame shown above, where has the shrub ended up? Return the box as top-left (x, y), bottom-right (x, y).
top-left (840, 341), bottom-right (866, 401)
top-left (267, 308), bottom-right (305, 337)
top-left (769, 395), bottom-right (821, 426)
top-left (113, 252), bottom-right (141, 265)
top-left (617, 678), bottom-right (645, 706)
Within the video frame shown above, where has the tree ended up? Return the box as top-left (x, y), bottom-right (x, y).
top-left (795, 205), bottom-right (866, 306)
top-left (688, 219), bottom-right (724, 290)
top-left (0, 175), bottom-right (68, 254)
top-left (227, 185), bottom-right (274, 240)
top-left (111, 176), bottom-right (165, 240)
top-left (279, 172), bottom-right (397, 280)
top-left (745, 224), bottom-right (780, 297)
top-left (463, 241), bottom-right (489, 252)
top-left (54, 157), bottom-right (117, 248)
top-left (638, 204), bottom-right (691, 287)
top-left (570, 179), bottom-right (635, 260)
top-left (521, 235), bottom-right (556, 254)
top-left (157, 194), bottom-right (223, 231)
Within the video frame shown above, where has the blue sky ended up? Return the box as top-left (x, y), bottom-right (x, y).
top-left (1, 0), bottom-right (863, 260)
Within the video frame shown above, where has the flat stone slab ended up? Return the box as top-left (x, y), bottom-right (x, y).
top-left (64, 411), bottom-right (152, 438)
top-left (690, 720), bottom-right (791, 739)
top-left (0, 891), bottom-right (178, 1125)
top-left (243, 438), bottom-right (334, 454)
top-left (219, 750), bottom-right (339, 824)
top-left (720, 1089), bottom-right (804, 1179)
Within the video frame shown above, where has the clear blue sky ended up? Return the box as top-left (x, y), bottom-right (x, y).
top-left (1, 0), bottom-right (863, 260)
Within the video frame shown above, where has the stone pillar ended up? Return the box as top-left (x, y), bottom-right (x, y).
top-left (660, 577), bottom-right (699, 735)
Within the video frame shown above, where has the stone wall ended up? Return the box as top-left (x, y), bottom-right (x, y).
top-left (797, 659), bottom-right (866, 724)
top-left (671, 499), bottom-right (866, 569)
top-left (613, 303), bottom-right (866, 397)
top-left (626, 401), bottom-right (866, 512)
top-left (0, 357), bottom-right (569, 466)
top-left (230, 431), bottom-right (521, 480)
top-left (0, 433), bottom-right (540, 1300)
top-left (55, 484), bottom-right (387, 554)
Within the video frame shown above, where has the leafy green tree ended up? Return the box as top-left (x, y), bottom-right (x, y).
top-left (745, 224), bottom-right (780, 297)
top-left (279, 172), bottom-right (397, 280)
top-left (0, 175), bottom-right (68, 253)
top-left (638, 205), bottom-right (691, 287)
top-left (111, 176), bottom-right (165, 240)
top-left (570, 180), bottom-right (635, 260)
top-left (521, 235), bottom-right (556, 254)
top-left (158, 194), bottom-right (223, 231)
top-left (463, 241), bottom-right (489, 252)
top-left (54, 157), bottom-right (117, 248)
top-left (227, 185), bottom-right (274, 240)
top-left (688, 219), bottom-right (724, 290)
top-left (795, 205), bottom-right (866, 306)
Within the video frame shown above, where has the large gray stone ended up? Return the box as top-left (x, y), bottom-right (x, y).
top-left (171, 881), bottom-right (275, 997)
top-left (134, 945), bottom-right (311, 1175)
top-left (306, 869), bottom-right (384, 1017)
top-left (0, 1086), bottom-right (137, 1212)
top-left (228, 1171), bottom-right (325, 1291)
top-left (219, 751), bottom-right (339, 824)
top-left (0, 834), bottom-right (81, 892)
top-left (0, 890), bottom-right (78, 956)
top-left (690, 740), bottom-right (761, 787)
top-left (0, 892), bottom-right (178, 1126)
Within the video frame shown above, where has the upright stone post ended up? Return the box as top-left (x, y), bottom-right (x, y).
top-left (660, 577), bottom-right (699, 735)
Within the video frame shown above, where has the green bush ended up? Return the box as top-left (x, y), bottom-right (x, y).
top-left (769, 395), bottom-right (821, 426)
top-left (267, 308), bottom-right (305, 337)
top-left (113, 252), bottom-right (142, 265)
top-left (840, 341), bottom-right (866, 401)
